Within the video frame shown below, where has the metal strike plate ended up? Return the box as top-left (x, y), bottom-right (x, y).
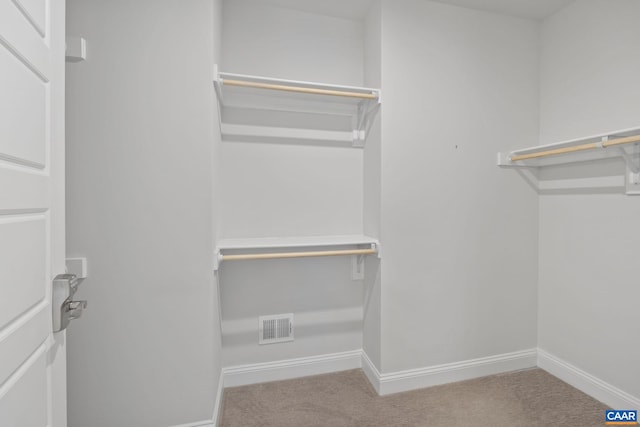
top-left (66, 300), bottom-right (88, 321)
top-left (53, 273), bottom-right (87, 332)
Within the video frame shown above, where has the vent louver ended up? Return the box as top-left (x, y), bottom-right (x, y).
top-left (259, 314), bottom-right (294, 345)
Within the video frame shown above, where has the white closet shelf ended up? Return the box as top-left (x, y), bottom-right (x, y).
top-left (497, 127), bottom-right (640, 195)
top-left (214, 234), bottom-right (380, 270)
top-left (220, 124), bottom-right (355, 144)
top-left (497, 127), bottom-right (640, 168)
top-left (213, 65), bottom-right (381, 147)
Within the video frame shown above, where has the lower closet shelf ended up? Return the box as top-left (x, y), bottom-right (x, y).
top-left (214, 235), bottom-right (380, 270)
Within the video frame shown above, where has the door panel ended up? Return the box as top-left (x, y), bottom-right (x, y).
top-left (0, 168), bottom-right (47, 210)
top-left (0, 215), bottom-right (47, 329)
top-left (11, 0), bottom-right (47, 37)
top-left (0, 0), bottom-right (50, 77)
top-left (0, 45), bottom-right (47, 167)
top-left (0, 307), bottom-right (49, 386)
top-left (0, 347), bottom-right (48, 427)
top-left (0, 0), bottom-right (65, 425)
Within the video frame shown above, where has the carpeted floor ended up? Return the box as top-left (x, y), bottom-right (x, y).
top-left (219, 368), bottom-right (608, 426)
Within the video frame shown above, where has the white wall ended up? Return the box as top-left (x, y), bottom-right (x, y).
top-left (379, 0), bottom-right (540, 373)
top-left (65, 0), bottom-right (221, 425)
top-left (218, 0), bottom-right (365, 240)
top-left (539, 0), bottom-right (640, 144)
top-left (218, 0), bottom-right (366, 366)
top-left (539, 0), bottom-right (640, 401)
top-left (212, 0), bottom-right (223, 419)
top-left (362, 0), bottom-right (383, 370)
top-left (221, 0), bottom-right (364, 86)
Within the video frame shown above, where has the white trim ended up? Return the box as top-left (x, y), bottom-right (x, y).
top-left (538, 349), bottom-right (640, 411)
top-left (222, 350), bottom-right (362, 388)
top-left (212, 373), bottom-right (224, 427)
top-left (169, 374), bottom-right (223, 427)
top-left (376, 349), bottom-right (537, 396)
top-left (170, 420), bottom-right (214, 427)
top-left (221, 348), bottom-right (537, 395)
top-left (360, 351), bottom-right (381, 394)
top-left (177, 348), bottom-right (640, 427)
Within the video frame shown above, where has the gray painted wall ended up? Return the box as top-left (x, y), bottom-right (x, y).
top-left (362, 1), bottom-right (383, 371)
top-left (379, 0), bottom-right (540, 373)
top-left (538, 0), bottom-right (640, 400)
top-left (65, 0), bottom-right (222, 425)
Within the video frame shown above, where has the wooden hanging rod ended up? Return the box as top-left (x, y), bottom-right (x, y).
top-left (220, 247), bottom-right (377, 262)
top-left (221, 79), bottom-right (378, 100)
top-left (510, 134), bottom-right (640, 162)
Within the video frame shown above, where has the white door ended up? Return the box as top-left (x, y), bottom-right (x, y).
top-left (0, 0), bottom-right (67, 426)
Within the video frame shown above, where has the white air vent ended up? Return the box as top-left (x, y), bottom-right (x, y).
top-left (259, 313), bottom-right (294, 345)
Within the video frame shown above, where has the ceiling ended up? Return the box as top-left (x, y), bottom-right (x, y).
top-left (430, 0), bottom-right (575, 20)
top-left (259, 0), bottom-right (575, 21)
top-left (261, 0), bottom-right (375, 20)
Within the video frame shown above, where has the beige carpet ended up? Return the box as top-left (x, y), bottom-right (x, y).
top-left (220, 368), bottom-right (608, 426)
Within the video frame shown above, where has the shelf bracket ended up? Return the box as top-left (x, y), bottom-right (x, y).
top-left (620, 143), bottom-right (640, 194)
top-left (614, 146), bottom-right (640, 174)
top-left (213, 250), bottom-right (222, 271)
top-left (353, 97), bottom-right (381, 147)
top-left (599, 135), bottom-right (640, 173)
top-left (606, 135), bottom-right (640, 194)
top-left (351, 254), bottom-right (365, 280)
top-left (212, 64), bottom-right (225, 142)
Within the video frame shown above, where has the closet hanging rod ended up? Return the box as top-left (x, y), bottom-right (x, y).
top-left (511, 134), bottom-right (640, 162)
top-left (221, 79), bottom-right (378, 100)
top-left (220, 247), bottom-right (377, 262)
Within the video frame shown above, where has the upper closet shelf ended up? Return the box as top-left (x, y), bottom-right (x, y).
top-left (213, 65), bottom-right (381, 147)
top-left (497, 127), bottom-right (640, 195)
top-left (214, 234), bottom-right (380, 271)
top-left (497, 127), bottom-right (640, 168)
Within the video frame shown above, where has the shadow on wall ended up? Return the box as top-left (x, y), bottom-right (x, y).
top-left (218, 255), bottom-right (367, 365)
top-left (222, 320), bottom-right (364, 347)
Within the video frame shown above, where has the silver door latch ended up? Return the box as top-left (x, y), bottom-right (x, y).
top-left (53, 273), bottom-right (87, 332)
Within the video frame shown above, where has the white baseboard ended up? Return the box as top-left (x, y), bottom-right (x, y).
top-left (223, 348), bottom-right (537, 395)
top-left (538, 348), bottom-right (640, 411)
top-left (212, 372), bottom-right (224, 427)
top-left (170, 372), bottom-right (223, 427)
top-left (222, 350), bottom-right (363, 388)
top-left (214, 347), bottom-right (640, 423)
top-left (361, 351), bottom-right (381, 394)
top-left (171, 420), bottom-right (214, 427)
top-left (364, 348), bottom-right (537, 396)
